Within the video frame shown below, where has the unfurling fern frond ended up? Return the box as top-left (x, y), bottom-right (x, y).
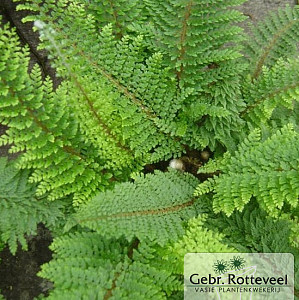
top-left (195, 124), bottom-right (299, 217)
top-left (39, 232), bottom-right (180, 300)
top-left (244, 5), bottom-right (299, 80)
top-left (69, 170), bottom-right (203, 245)
top-left (0, 158), bottom-right (63, 254)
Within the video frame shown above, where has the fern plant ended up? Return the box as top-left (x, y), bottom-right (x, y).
top-left (0, 0), bottom-right (298, 299)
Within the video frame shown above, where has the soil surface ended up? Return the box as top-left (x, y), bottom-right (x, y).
top-left (0, 0), bottom-right (297, 299)
top-left (0, 226), bottom-right (53, 300)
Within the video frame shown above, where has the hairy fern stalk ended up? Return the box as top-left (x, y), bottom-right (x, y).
top-left (0, 0), bottom-right (298, 299)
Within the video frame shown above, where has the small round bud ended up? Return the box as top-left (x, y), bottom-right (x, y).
top-left (200, 151), bottom-right (210, 161)
top-left (169, 159), bottom-right (185, 171)
top-left (34, 20), bottom-right (46, 30)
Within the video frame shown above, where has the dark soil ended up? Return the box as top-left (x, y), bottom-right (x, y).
top-left (0, 226), bottom-right (53, 300)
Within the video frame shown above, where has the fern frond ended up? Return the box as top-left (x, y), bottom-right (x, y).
top-left (22, 1), bottom-right (188, 157)
top-left (0, 24), bottom-right (124, 205)
top-left (86, 0), bottom-right (144, 37)
top-left (241, 58), bottom-right (299, 125)
top-left (70, 170), bottom-right (202, 245)
top-left (163, 215), bottom-right (236, 275)
top-left (195, 124), bottom-right (299, 217)
top-left (204, 201), bottom-right (298, 252)
top-left (144, 0), bottom-right (247, 89)
top-left (39, 233), bottom-right (180, 299)
top-left (244, 5), bottom-right (299, 80)
top-left (0, 158), bottom-right (63, 254)
top-left (20, 0), bottom-right (250, 152)
top-left (145, 0), bottom-right (249, 150)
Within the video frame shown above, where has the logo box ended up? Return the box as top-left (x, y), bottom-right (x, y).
top-left (184, 253), bottom-right (294, 299)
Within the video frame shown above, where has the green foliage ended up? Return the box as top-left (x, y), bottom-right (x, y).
top-left (244, 5), bottom-right (299, 80)
top-left (203, 201), bottom-right (299, 292)
top-left (143, 0), bottom-right (249, 151)
top-left (39, 214), bottom-right (237, 299)
top-left (195, 124), bottom-right (299, 216)
top-left (86, 0), bottom-right (144, 37)
top-left (241, 58), bottom-right (299, 126)
top-left (203, 200), bottom-right (298, 253)
top-left (68, 170), bottom-right (201, 245)
top-left (0, 22), bottom-right (122, 205)
top-left (144, 0), bottom-right (246, 86)
top-left (0, 157), bottom-right (63, 254)
top-left (38, 233), bottom-right (181, 299)
top-left (164, 215), bottom-right (237, 275)
top-left (1, 0), bottom-right (299, 298)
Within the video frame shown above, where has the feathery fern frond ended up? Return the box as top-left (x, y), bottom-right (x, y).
top-left (69, 170), bottom-right (202, 245)
top-left (241, 58), bottom-right (299, 125)
top-left (19, 0), bottom-right (251, 152)
top-left (0, 158), bottom-right (63, 254)
top-left (244, 5), bottom-right (299, 80)
top-left (144, 0), bottom-right (247, 89)
top-left (39, 233), bottom-right (180, 299)
top-left (195, 124), bottom-right (299, 217)
top-left (0, 23), bottom-right (125, 205)
top-left (142, 0), bottom-right (249, 151)
top-left (20, 0), bottom-right (188, 156)
top-left (203, 201), bottom-right (298, 253)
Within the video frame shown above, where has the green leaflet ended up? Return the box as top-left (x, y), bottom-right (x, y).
top-left (0, 158), bottom-right (63, 254)
top-left (69, 170), bottom-right (202, 245)
top-left (195, 124), bottom-right (299, 217)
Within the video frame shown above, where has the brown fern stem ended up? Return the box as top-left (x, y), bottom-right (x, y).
top-left (66, 70), bottom-right (132, 155)
top-left (108, 0), bottom-right (123, 39)
top-left (240, 83), bottom-right (298, 117)
top-left (176, 1), bottom-right (193, 83)
top-left (77, 198), bottom-right (196, 223)
top-left (104, 271), bottom-right (121, 300)
top-left (252, 19), bottom-right (297, 80)
top-left (104, 238), bottom-right (140, 299)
